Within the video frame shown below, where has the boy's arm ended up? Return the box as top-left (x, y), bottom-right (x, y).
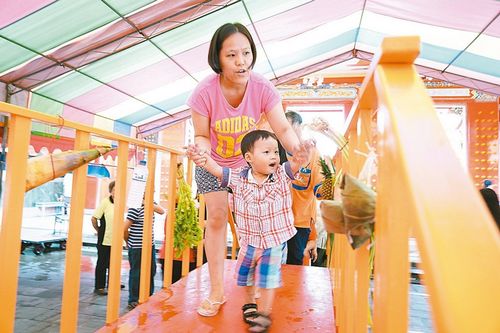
top-left (202, 154), bottom-right (223, 179)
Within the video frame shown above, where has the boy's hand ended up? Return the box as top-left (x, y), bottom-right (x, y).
top-left (293, 139), bottom-right (315, 166)
top-left (186, 144), bottom-right (208, 167)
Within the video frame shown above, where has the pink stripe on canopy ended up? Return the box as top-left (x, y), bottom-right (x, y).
top-left (0, 0), bottom-right (55, 29)
top-left (252, 0), bottom-right (364, 43)
top-left (366, 0), bottom-right (500, 37)
top-left (61, 104), bottom-right (94, 129)
top-left (64, 58), bottom-right (187, 113)
top-left (1, 0), bottom-right (230, 88)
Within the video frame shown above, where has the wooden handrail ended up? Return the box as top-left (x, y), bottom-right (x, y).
top-left (0, 102), bottom-right (184, 331)
top-left (0, 101), bottom-right (182, 154)
top-left (332, 36), bottom-right (500, 333)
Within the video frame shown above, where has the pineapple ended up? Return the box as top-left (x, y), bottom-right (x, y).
top-left (319, 156), bottom-right (336, 200)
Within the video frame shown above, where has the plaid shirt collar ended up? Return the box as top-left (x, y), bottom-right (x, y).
top-left (240, 167), bottom-right (275, 184)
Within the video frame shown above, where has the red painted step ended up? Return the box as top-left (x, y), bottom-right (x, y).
top-left (98, 259), bottom-right (335, 332)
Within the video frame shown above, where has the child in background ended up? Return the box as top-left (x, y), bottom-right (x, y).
top-left (188, 130), bottom-right (312, 332)
top-left (124, 197), bottom-right (165, 309)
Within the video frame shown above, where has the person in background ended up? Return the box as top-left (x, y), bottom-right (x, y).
top-left (479, 179), bottom-right (500, 230)
top-left (278, 111), bottom-right (323, 265)
top-left (187, 22), bottom-right (305, 317)
top-left (312, 201), bottom-right (329, 267)
top-left (91, 181), bottom-right (116, 295)
top-left (188, 130), bottom-right (313, 332)
top-left (124, 197), bottom-right (165, 310)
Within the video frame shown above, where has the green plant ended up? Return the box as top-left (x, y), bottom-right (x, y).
top-left (173, 168), bottom-right (202, 258)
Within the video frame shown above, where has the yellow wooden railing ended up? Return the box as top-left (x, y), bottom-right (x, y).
top-left (0, 102), bottom-right (188, 332)
top-left (331, 36), bottom-right (500, 332)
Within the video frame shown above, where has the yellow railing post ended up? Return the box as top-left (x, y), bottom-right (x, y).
top-left (139, 149), bottom-right (157, 303)
top-left (181, 160), bottom-right (194, 276)
top-left (163, 153), bottom-right (178, 287)
top-left (373, 51), bottom-right (500, 331)
top-left (106, 141), bottom-right (129, 323)
top-left (60, 130), bottom-right (90, 332)
top-left (0, 101), bottom-right (183, 329)
top-left (196, 194), bottom-right (206, 268)
top-left (0, 115), bottom-right (31, 333)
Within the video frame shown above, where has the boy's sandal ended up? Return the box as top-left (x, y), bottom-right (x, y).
top-left (242, 303), bottom-right (258, 323)
top-left (247, 312), bottom-right (272, 333)
top-left (197, 297), bottom-right (227, 317)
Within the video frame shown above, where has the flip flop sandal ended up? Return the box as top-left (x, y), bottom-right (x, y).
top-left (248, 312), bottom-right (272, 333)
top-left (242, 303), bottom-right (258, 323)
top-left (197, 297), bottom-right (227, 317)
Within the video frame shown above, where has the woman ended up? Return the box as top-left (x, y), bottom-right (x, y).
top-left (187, 22), bottom-right (303, 317)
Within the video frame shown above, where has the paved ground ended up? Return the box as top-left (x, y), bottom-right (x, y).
top-left (16, 246), bottom-right (162, 333)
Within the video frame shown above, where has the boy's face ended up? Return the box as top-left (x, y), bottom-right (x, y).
top-left (244, 137), bottom-right (280, 176)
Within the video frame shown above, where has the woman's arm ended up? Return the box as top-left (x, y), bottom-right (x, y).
top-left (266, 104), bottom-right (301, 152)
top-left (191, 111), bottom-right (212, 152)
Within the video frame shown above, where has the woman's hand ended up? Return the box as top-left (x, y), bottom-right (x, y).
top-left (186, 144), bottom-right (208, 167)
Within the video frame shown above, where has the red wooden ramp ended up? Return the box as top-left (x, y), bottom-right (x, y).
top-left (98, 259), bottom-right (335, 332)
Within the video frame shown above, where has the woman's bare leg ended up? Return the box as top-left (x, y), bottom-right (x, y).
top-left (203, 191), bottom-right (228, 302)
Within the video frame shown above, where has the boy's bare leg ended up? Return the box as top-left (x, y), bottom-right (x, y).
top-left (244, 286), bottom-right (257, 304)
top-left (257, 287), bottom-right (275, 315)
top-left (248, 288), bottom-right (274, 332)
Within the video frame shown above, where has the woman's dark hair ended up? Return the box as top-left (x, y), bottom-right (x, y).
top-left (208, 23), bottom-right (257, 74)
top-left (241, 130), bottom-right (278, 156)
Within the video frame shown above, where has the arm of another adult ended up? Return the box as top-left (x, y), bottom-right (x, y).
top-left (304, 220), bottom-right (318, 262)
top-left (91, 216), bottom-right (99, 232)
top-left (154, 204), bottom-right (165, 215)
top-left (92, 200), bottom-right (106, 232)
top-left (124, 218), bottom-right (133, 243)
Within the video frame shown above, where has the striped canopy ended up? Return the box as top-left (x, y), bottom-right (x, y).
top-left (1, 0), bottom-right (499, 137)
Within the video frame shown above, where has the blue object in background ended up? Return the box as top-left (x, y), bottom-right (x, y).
top-left (87, 164), bottom-right (110, 178)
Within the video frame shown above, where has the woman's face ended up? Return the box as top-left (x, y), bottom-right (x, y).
top-left (219, 32), bottom-right (253, 85)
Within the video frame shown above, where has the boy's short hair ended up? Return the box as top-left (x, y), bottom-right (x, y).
top-left (241, 130), bottom-right (278, 155)
top-left (285, 111), bottom-right (302, 125)
top-left (208, 22), bottom-right (257, 74)
top-left (108, 180), bottom-right (115, 193)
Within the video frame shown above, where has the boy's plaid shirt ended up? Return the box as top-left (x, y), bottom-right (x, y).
top-left (221, 163), bottom-right (297, 249)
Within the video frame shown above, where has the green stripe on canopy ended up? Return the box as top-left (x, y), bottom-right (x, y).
top-left (0, 0), bottom-right (155, 72)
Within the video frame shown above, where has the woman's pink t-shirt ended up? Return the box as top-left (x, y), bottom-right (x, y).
top-left (187, 72), bottom-right (281, 168)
